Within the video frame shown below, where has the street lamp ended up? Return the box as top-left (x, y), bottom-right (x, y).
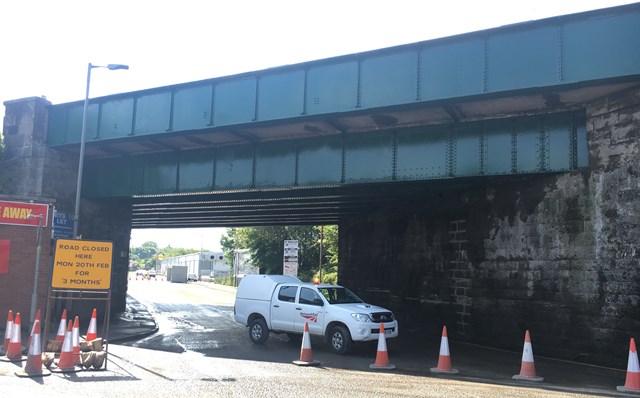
top-left (72, 63), bottom-right (129, 238)
top-left (26, 213), bottom-right (44, 324)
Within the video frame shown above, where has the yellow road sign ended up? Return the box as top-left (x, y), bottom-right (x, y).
top-left (52, 239), bottom-right (113, 290)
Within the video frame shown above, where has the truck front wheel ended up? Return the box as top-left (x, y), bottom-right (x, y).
top-left (249, 318), bottom-right (269, 344)
top-left (328, 325), bottom-right (352, 355)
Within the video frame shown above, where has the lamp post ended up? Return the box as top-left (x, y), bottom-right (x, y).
top-left (318, 226), bottom-right (324, 283)
top-left (72, 63), bottom-right (129, 239)
top-left (26, 213), bottom-right (44, 324)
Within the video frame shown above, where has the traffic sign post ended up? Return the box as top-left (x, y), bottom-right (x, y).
top-left (43, 238), bottom-right (114, 370)
top-left (283, 240), bottom-right (299, 277)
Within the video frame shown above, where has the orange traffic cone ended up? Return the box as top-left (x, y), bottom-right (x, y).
top-left (430, 325), bottom-right (459, 374)
top-left (55, 309), bottom-right (67, 343)
top-left (512, 330), bottom-right (543, 382)
top-left (1, 312), bottom-right (25, 362)
top-left (85, 308), bottom-right (98, 342)
top-left (2, 309), bottom-right (13, 352)
top-left (370, 323), bottom-right (396, 370)
top-left (617, 338), bottom-right (640, 393)
top-left (72, 316), bottom-right (81, 364)
top-left (293, 321), bottom-right (320, 366)
top-left (52, 320), bottom-right (81, 373)
top-left (26, 309), bottom-right (41, 351)
top-left (15, 319), bottom-right (51, 377)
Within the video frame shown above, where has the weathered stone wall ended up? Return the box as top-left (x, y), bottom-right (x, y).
top-left (340, 87), bottom-right (640, 367)
top-left (1, 97), bottom-right (131, 316)
top-left (79, 198), bottom-right (132, 313)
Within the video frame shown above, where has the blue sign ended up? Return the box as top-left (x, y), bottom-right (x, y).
top-left (53, 210), bottom-right (73, 239)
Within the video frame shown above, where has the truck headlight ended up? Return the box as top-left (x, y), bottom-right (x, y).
top-left (351, 313), bottom-right (372, 322)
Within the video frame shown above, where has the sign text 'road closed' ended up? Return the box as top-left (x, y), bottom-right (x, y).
top-left (52, 239), bottom-right (113, 290)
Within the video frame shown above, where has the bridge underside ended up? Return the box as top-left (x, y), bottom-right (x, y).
top-left (85, 80), bottom-right (638, 229)
top-left (43, 4), bottom-right (639, 229)
top-left (127, 175), bottom-right (536, 228)
top-left (87, 81), bottom-right (632, 229)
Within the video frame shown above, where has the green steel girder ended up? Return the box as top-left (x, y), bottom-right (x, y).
top-left (84, 111), bottom-right (586, 198)
top-left (47, 4), bottom-right (640, 146)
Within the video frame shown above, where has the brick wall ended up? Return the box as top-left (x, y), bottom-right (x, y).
top-left (0, 212), bottom-right (52, 328)
top-left (340, 86), bottom-right (640, 367)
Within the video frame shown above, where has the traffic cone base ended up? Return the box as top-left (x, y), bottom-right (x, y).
top-left (512, 374), bottom-right (544, 382)
top-left (292, 359), bottom-right (321, 366)
top-left (293, 322), bottom-right (320, 367)
top-left (369, 356), bottom-right (396, 370)
top-left (617, 386), bottom-right (640, 393)
top-left (430, 325), bottom-right (459, 375)
top-left (15, 367), bottom-right (52, 377)
top-left (0, 354), bottom-right (26, 363)
top-left (431, 366), bottom-right (459, 375)
top-left (50, 364), bottom-right (83, 373)
top-left (369, 323), bottom-right (396, 370)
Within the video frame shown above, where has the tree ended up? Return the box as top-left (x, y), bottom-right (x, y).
top-left (221, 225), bottom-right (339, 282)
top-left (316, 225), bottom-right (339, 284)
top-left (130, 241), bottom-right (159, 269)
top-left (128, 241), bottom-right (200, 270)
top-left (220, 228), bottom-right (237, 267)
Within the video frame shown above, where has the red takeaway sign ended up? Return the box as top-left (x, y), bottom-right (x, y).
top-left (0, 201), bottom-right (48, 227)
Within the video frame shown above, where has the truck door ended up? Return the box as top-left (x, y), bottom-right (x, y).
top-left (294, 287), bottom-right (325, 335)
top-left (270, 285), bottom-right (298, 331)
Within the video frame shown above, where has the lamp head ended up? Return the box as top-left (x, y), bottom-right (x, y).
top-left (107, 64), bottom-right (129, 70)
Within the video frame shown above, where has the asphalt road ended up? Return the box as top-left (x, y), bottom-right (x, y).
top-left (0, 278), bottom-right (630, 397)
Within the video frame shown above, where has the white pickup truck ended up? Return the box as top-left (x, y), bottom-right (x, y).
top-left (233, 274), bottom-right (398, 354)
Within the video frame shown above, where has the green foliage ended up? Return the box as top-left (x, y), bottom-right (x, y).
top-left (220, 228), bottom-right (237, 267)
top-left (129, 241), bottom-right (200, 269)
top-left (221, 225), bottom-right (339, 283)
top-left (315, 225), bottom-right (338, 284)
top-left (0, 132), bottom-right (4, 160)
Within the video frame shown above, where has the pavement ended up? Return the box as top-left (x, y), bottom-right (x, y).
top-left (107, 293), bottom-right (159, 343)
top-left (104, 283), bottom-right (635, 397)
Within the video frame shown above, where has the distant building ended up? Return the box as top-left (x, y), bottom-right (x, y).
top-left (158, 251), bottom-right (229, 278)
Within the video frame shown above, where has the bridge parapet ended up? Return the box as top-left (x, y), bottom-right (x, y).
top-left (47, 4), bottom-right (640, 152)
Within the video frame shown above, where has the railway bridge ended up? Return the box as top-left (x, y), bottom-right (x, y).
top-left (2, 3), bottom-right (639, 366)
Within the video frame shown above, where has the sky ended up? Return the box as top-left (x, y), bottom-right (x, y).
top-left (1, 0), bottom-right (634, 250)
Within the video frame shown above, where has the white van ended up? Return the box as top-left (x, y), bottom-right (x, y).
top-left (233, 275), bottom-right (398, 354)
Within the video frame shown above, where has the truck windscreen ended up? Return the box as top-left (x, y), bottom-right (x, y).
top-left (318, 287), bottom-right (363, 304)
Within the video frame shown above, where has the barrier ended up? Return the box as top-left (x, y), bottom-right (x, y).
top-left (617, 338), bottom-right (640, 393)
top-left (293, 321), bottom-right (320, 366)
top-left (15, 319), bottom-right (50, 377)
top-left (513, 330), bottom-right (543, 382)
top-left (370, 323), bottom-right (395, 370)
top-left (430, 325), bottom-right (459, 374)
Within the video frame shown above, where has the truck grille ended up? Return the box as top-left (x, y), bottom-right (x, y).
top-left (370, 312), bottom-right (394, 323)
